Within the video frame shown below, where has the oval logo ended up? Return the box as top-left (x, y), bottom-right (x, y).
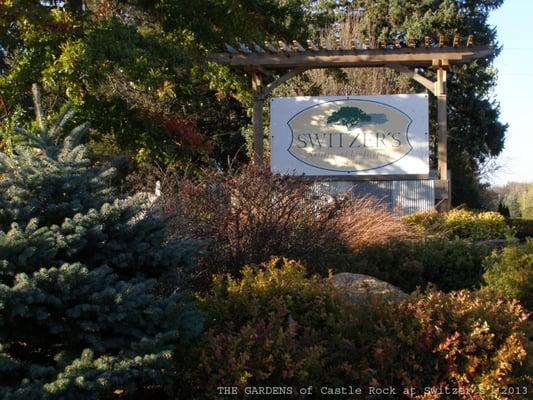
top-left (288, 100), bottom-right (413, 172)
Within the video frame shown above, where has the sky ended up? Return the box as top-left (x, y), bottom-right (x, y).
top-left (487, 0), bottom-right (533, 185)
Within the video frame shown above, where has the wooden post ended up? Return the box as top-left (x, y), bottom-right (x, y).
top-left (251, 71), bottom-right (264, 165)
top-left (436, 67), bottom-right (447, 180)
top-left (435, 63), bottom-right (450, 210)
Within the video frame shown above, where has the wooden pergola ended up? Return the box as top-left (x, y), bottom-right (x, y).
top-left (213, 37), bottom-right (494, 210)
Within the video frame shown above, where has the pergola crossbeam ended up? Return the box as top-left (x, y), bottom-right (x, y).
top-left (213, 46), bottom-right (492, 69)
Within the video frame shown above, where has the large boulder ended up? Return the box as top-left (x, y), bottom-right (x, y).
top-left (330, 272), bottom-right (407, 304)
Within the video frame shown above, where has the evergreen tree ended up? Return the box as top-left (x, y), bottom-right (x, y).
top-left (497, 201), bottom-right (510, 217)
top-left (280, 0), bottom-right (507, 207)
top-left (0, 86), bottom-right (203, 399)
top-left (356, 0), bottom-right (508, 207)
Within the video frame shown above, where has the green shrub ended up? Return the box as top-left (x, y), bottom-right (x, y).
top-left (402, 210), bottom-right (446, 237)
top-left (404, 209), bottom-right (511, 241)
top-left (415, 239), bottom-right (492, 292)
top-left (506, 218), bottom-right (533, 241)
top-left (180, 258), bottom-right (351, 398)
top-left (341, 238), bottom-right (490, 293)
top-left (483, 241), bottom-right (533, 310)
top-left (183, 259), bottom-right (529, 399)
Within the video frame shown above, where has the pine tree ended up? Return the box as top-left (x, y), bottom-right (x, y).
top-left (0, 85), bottom-right (203, 399)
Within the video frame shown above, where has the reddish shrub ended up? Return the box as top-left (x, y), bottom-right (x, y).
top-left (168, 165), bottom-right (337, 282)
top-left (332, 196), bottom-right (413, 250)
top-left (159, 164), bottom-right (410, 286)
top-left (180, 259), bottom-right (529, 399)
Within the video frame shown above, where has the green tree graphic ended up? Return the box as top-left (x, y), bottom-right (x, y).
top-left (327, 107), bottom-right (372, 130)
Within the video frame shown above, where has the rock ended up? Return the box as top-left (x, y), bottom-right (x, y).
top-left (330, 273), bottom-right (407, 304)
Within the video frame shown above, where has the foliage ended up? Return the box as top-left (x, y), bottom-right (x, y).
top-left (160, 165), bottom-right (493, 294)
top-left (160, 164), bottom-right (409, 286)
top-left (404, 209), bottom-right (512, 241)
top-left (0, 91), bottom-right (203, 399)
top-left (183, 258), bottom-right (529, 399)
top-left (343, 238), bottom-right (491, 293)
top-left (162, 164), bottom-right (339, 285)
top-left (398, 289), bottom-right (529, 400)
top-left (331, 195), bottom-right (412, 251)
top-left (506, 218), bottom-right (533, 241)
top-left (489, 182), bottom-right (533, 219)
top-left (483, 241), bottom-right (533, 310)
top-left (184, 258), bottom-right (348, 397)
top-left (498, 201), bottom-right (511, 217)
top-left (0, 1), bottom-right (318, 166)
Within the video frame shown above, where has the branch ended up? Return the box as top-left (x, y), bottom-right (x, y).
top-left (31, 83), bottom-right (48, 139)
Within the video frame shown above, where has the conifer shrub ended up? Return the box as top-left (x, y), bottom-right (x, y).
top-left (184, 258), bottom-right (529, 400)
top-left (0, 87), bottom-right (203, 399)
top-left (404, 209), bottom-right (512, 241)
top-left (482, 241), bottom-right (533, 310)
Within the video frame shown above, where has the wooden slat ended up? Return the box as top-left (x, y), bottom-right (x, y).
top-left (239, 43), bottom-right (252, 54)
top-left (278, 40), bottom-right (292, 52)
top-left (224, 43), bottom-right (238, 54)
top-left (439, 33), bottom-right (445, 47)
top-left (467, 35), bottom-right (474, 47)
top-left (251, 41), bottom-right (266, 53)
top-left (307, 40), bottom-right (319, 51)
top-left (292, 40), bottom-right (306, 52)
top-left (335, 38), bottom-right (348, 50)
top-left (453, 34), bottom-right (460, 47)
top-left (264, 41), bottom-right (278, 53)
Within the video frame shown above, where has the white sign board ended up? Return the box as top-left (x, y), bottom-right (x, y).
top-left (270, 94), bottom-right (429, 176)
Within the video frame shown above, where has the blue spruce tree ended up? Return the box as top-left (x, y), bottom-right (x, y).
top-left (0, 85), bottom-right (203, 399)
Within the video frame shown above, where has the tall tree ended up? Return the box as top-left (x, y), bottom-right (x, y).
top-left (357, 0), bottom-right (507, 207)
top-left (278, 0), bottom-right (507, 207)
top-left (0, 1), bottom-right (315, 168)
